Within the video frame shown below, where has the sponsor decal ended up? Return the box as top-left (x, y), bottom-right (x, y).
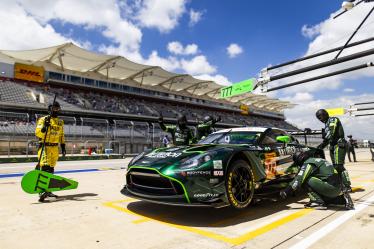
top-left (185, 171), bottom-right (211, 176)
top-left (264, 152), bottom-right (277, 160)
top-left (165, 147), bottom-right (181, 152)
top-left (213, 160), bottom-right (223, 169)
top-left (193, 193), bottom-right (219, 198)
top-left (264, 146), bottom-right (272, 151)
top-left (145, 152), bottom-right (182, 158)
top-left (14, 63), bottom-right (45, 83)
top-left (277, 146), bottom-right (308, 156)
top-left (265, 159), bottom-right (277, 178)
top-left (213, 170), bottom-right (224, 176)
top-left (209, 178), bottom-right (219, 184)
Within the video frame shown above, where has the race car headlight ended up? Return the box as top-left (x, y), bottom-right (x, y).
top-left (129, 151), bottom-right (145, 166)
top-left (179, 153), bottom-right (213, 169)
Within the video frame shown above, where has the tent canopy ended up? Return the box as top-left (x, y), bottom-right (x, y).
top-left (0, 43), bottom-right (294, 112)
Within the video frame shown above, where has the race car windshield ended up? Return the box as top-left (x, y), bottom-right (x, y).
top-left (198, 131), bottom-right (261, 145)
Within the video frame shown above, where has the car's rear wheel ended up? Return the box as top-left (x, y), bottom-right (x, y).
top-left (226, 160), bottom-right (255, 209)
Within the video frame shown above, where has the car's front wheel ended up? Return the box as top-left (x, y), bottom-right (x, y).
top-left (226, 160), bottom-right (255, 209)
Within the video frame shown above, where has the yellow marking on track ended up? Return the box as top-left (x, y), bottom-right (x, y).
top-left (353, 179), bottom-right (374, 183)
top-left (229, 208), bottom-right (313, 245)
top-left (106, 198), bottom-right (135, 204)
top-left (103, 200), bottom-right (313, 246)
top-left (351, 186), bottom-right (364, 192)
top-left (132, 218), bottom-right (153, 224)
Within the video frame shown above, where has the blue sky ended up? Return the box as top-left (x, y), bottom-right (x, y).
top-left (0, 0), bottom-right (373, 138)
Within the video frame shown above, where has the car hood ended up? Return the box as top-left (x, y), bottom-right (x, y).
top-left (129, 144), bottom-right (237, 170)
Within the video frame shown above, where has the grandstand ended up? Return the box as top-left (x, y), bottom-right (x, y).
top-left (0, 43), bottom-right (298, 155)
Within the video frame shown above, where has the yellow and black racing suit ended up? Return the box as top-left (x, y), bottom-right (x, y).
top-left (35, 116), bottom-right (65, 169)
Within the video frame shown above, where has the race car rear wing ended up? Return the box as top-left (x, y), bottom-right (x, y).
top-left (288, 128), bottom-right (324, 146)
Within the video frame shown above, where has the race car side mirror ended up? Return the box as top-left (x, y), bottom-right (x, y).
top-left (276, 135), bottom-right (291, 144)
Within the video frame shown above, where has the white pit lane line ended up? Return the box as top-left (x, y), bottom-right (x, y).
top-left (289, 192), bottom-right (374, 249)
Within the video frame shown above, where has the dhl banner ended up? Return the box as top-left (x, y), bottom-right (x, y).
top-left (14, 63), bottom-right (44, 83)
top-left (326, 108), bottom-right (346, 116)
top-left (240, 104), bottom-right (249, 115)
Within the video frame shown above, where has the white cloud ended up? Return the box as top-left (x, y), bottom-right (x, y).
top-left (189, 9), bottom-right (203, 26)
top-left (134, 0), bottom-right (186, 33)
top-left (0, 0), bottom-right (232, 91)
top-left (167, 41), bottom-right (198, 55)
top-left (226, 43), bottom-right (243, 58)
top-left (181, 55), bottom-right (216, 75)
top-left (283, 93), bottom-right (374, 140)
top-left (344, 88), bottom-right (355, 92)
top-left (5, 0), bottom-right (143, 56)
top-left (185, 44), bottom-right (199, 55)
top-left (0, 0), bottom-right (69, 49)
top-left (301, 24), bottom-right (321, 39)
top-left (271, 2), bottom-right (374, 94)
top-left (144, 50), bottom-right (180, 71)
top-left (194, 74), bottom-right (231, 86)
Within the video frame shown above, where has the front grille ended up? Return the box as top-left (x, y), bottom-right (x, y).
top-left (127, 168), bottom-right (184, 196)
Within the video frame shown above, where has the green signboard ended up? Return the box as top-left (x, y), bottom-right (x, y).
top-left (21, 170), bottom-right (78, 194)
top-left (220, 78), bottom-right (255, 99)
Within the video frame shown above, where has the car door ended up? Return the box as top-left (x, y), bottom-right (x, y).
top-left (259, 129), bottom-right (294, 179)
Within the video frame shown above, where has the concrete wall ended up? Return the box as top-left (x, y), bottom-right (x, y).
top-left (0, 62), bottom-right (14, 78)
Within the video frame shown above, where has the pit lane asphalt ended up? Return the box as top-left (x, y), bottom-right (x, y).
top-left (0, 149), bottom-right (373, 249)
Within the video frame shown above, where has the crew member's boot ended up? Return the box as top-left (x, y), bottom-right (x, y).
top-left (47, 192), bottom-right (58, 198)
top-left (38, 192), bottom-right (48, 202)
top-left (305, 191), bottom-right (326, 209)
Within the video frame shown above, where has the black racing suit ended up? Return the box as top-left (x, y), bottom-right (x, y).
top-left (318, 117), bottom-right (351, 188)
top-left (159, 122), bottom-right (194, 146)
top-left (347, 138), bottom-right (357, 162)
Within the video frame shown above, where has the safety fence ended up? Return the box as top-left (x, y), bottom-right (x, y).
top-left (0, 111), bottom-right (168, 156)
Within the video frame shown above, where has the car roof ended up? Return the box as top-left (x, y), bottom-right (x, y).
top-left (214, 127), bottom-right (271, 133)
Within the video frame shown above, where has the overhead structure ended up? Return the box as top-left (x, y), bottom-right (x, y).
top-left (0, 43), bottom-right (293, 113)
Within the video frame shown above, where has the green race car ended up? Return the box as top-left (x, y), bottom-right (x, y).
top-left (121, 127), bottom-right (324, 209)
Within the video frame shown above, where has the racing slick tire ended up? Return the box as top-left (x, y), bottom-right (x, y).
top-left (226, 160), bottom-right (255, 209)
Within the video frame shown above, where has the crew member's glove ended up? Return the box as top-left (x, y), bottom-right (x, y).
top-left (61, 144), bottom-right (66, 157)
top-left (41, 117), bottom-right (51, 133)
top-left (280, 186), bottom-right (293, 200)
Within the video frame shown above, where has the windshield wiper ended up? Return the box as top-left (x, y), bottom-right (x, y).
top-left (212, 129), bottom-right (232, 144)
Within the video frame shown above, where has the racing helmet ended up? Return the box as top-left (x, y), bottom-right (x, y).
top-left (293, 151), bottom-right (311, 167)
top-left (203, 115), bottom-right (213, 125)
top-left (48, 101), bottom-right (61, 117)
top-left (315, 109), bottom-right (329, 123)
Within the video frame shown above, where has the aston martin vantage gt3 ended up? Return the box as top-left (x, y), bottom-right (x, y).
top-left (121, 127), bottom-right (324, 209)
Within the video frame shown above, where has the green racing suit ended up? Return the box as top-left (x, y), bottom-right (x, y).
top-left (318, 117), bottom-right (351, 188)
top-left (159, 123), bottom-right (194, 146)
top-left (288, 158), bottom-right (342, 204)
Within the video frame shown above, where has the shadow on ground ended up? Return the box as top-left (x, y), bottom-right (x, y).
top-left (125, 193), bottom-right (309, 228)
top-left (33, 193), bottom-right (99, 204)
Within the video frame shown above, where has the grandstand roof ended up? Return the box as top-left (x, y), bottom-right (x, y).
top-left (0, 43), bottom-right (295, 112)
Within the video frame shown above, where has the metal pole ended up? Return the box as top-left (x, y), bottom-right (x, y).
top-left (354, 113), bottom-right (374, 117)
top-left (334, 5), bottom-right (374, 59)
top-left (357, 107), bottom-right (374, 111)
top-left (334, 0), bottom-right (365, 19)
top-left (354, 101), bottom-right (374, 105)
top-left (267, 36), bottom-right (374, 71)
top-left (269, 48), bottom-right (374, 82)
top-left (267, 62), bottom-right (373, 92)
